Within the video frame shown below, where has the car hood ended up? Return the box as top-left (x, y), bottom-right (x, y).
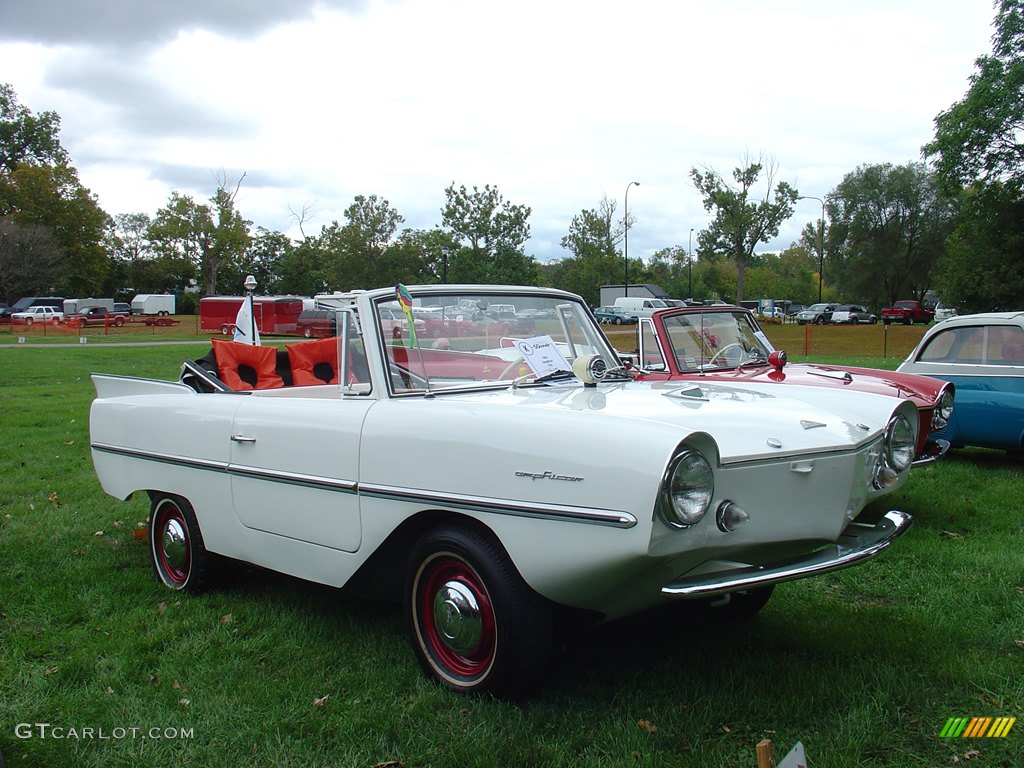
top-left (650, 363), bottom-right (944, 407)
top-left (438, 379), bottom-right (904, 465)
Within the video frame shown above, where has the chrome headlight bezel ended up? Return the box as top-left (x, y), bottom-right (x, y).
top-left (931, 386), bottom-right (954, 431)
top-left (659, 449), bottom-right (714, 528)
top-left (884, 413), bottom-right (916, 473)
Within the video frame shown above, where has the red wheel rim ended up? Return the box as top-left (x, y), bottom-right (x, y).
top-left (152, 501), bottom-right (190, 586)
top-left (417, 554), bottom-right (496, 681)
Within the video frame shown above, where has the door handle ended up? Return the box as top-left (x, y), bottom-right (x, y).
top-left (230, 435), bottom-right (257, 444)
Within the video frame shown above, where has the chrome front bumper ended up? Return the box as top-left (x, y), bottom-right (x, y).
top-left (913, 438), bottom-right (950, 466)
top-left (662, 510), bottom-right (913, 598)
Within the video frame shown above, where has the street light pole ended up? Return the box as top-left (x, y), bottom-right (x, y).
top-left (440, 246), bottom-right (450, 284)
top-left (688, 227), bottom-right (694, 299)
top-left (623, 181), bottom-right (639, 298)
top-left (797, 195), bottom-right (826, 303)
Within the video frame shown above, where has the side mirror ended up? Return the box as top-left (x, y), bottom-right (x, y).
top-left (768, 350), bottom-right (787, 370)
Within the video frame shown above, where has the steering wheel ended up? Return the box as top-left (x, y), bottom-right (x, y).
top-left (707, 343), bottom-right (746, 366)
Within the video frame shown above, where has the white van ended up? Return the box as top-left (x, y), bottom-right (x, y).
top-left (613, 296), bottom-right (668, 318)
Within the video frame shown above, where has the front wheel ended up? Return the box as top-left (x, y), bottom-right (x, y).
top-left (406, 525), bottom-right (552, 697)
top-left (614, 317), bottom-right (622, 325)
top-left (149, 494), bottom-right (218, 593)
top-left (814, 316), bottom-right (824, 325)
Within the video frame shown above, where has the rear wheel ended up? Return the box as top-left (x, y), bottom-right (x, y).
top-left (149, 494), bottom-right (217, 593)
top-left (614, 317), bottom-right (622, 325)
top-left (406, 525), bottom-right (552, 697)
top-left (815, 316), bottom-right (824, 325)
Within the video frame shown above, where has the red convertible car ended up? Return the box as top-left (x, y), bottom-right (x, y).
top-left (631, 305), bottom-right (954, 464)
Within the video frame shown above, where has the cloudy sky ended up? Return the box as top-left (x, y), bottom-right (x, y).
top-left (0, 0), bottom-right (997, 266)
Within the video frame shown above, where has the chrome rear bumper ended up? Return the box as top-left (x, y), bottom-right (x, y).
top-left (662, 510), bottom-right (913, 598)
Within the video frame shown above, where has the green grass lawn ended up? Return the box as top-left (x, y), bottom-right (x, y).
top-left (1, 343), bottom-right (1022, 767)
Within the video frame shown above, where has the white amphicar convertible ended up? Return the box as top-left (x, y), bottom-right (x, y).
top-left (90, 285), bottom-right (918, 697)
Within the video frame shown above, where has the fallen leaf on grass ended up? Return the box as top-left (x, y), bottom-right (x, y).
top-left (93, 531), bottom-right (105, 537)
top-left (178, 698), bottom-right (190, 708)
top-left (940, 530), bottom-right (963, 539)
top-left (637, 720), bottom-right (657, 734)
top-left (48, 492), bottom-right (60, 506)
top-left (172, 680), bottom-right (181, 690)
top-left (157, 602), bottom-right (168, 614)
top-left (43, 666), bottom-right (58, 676)
top-left (371, 762), bottom-right (405, 768)
top-left (312, 694), bottom-right (330, 708)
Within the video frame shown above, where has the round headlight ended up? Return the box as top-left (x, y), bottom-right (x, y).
top-left (931, 388), bottom-right (954, 431)
top-left (885, 413), bottom-right (916, 472)
top-left (661, 450), bottom-right (714, 527)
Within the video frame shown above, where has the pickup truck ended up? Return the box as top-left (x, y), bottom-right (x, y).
top-left (881, 300), bottom-right (933, 325)
top-left (65, 307), bottom-right (127, 328)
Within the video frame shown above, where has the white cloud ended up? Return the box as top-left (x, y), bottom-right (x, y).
top-left (0, 0), bottom-right (996, 266)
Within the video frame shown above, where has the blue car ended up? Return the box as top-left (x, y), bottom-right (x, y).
top-left (593, 306), bottom-right (638, 325)
top-left (898, 312), bottom-right (1024, 453)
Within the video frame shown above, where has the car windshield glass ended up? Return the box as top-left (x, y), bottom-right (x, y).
top-left (373, 290), bottom-right (619, 393)
top-left (660, 311), bottom-right (771, 371)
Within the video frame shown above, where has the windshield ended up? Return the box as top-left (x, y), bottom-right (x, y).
top-left (372, 289), bottom-right (621, 394)
top-left (659, 311), bottom-right (772, 372)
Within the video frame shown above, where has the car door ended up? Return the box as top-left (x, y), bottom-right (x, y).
top-left (229, 394), bottom-right (375, 552)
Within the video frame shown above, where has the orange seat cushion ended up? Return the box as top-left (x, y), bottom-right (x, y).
top-left (287, 337), bottom-right (340, 386)
top-left (212, 339), bottom-right (284, 390)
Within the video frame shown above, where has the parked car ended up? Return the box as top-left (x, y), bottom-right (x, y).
top-left (11, 305), bottom-right (63, 325)
top-left (593, 305), bottom-right (639, 325)
top-left (933, 301), bottom-right (958, 322)
top-left (795, 303), bottom-right (837, 325)
top-left (89, 285), bottom-right (922, 697)
top-left (65, 306), bottom-right (127, 328)
top-left (296, 308), bottom-right (337, 338)
top-left (830, 304), bottom-right (878, 324)
top-left (112, 303), bottom-right (132, 316)
top-left (632, 305), bottom-right (954, 464)
top-left (2, 296), bottom-right (66, 321)
top-left (881, 300), bottom-right (933, 325)
top-left (897, 312), bottom-right (1024, 453)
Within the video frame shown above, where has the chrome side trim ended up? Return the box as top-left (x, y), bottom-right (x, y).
top-left (359, 482), bottom-right (637, 528)
top-left (92, 442), bottom-right (229, 474)
top-left (90, 443), bottom-right (634, 528)
top-left (91, 442), bottom-right (357, 494)
top-left (662, 510), bottom-right (913, 597)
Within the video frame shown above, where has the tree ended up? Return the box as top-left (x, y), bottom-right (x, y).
top-left (441, 183), bottom-right (536, 284)
top-left (924, 0), bottom-right (1024, 309)
top-left (147, 178), bottom-right (250, 296)
top-left (337, 194), bottom-right (404, 289)
top-left (925, 0), bottom-right (1024, 196)
top-left (0, 83), bottom-right (69, 175)
top-left (556, 196), bottom-right (624, 304)
top-left (826, 162), bottom-right (954, 308)
top-left (0, 218), bottom-right (67, 302)
top-left (690, 156), bottom-right (797, 302)
top-left (0, 85), bottom-right (109, 296)
top-left (0, 163), bottom-right (109, 295)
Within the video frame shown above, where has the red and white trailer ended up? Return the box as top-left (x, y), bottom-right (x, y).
top-left (199, 296), bottom-right (305, 336)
